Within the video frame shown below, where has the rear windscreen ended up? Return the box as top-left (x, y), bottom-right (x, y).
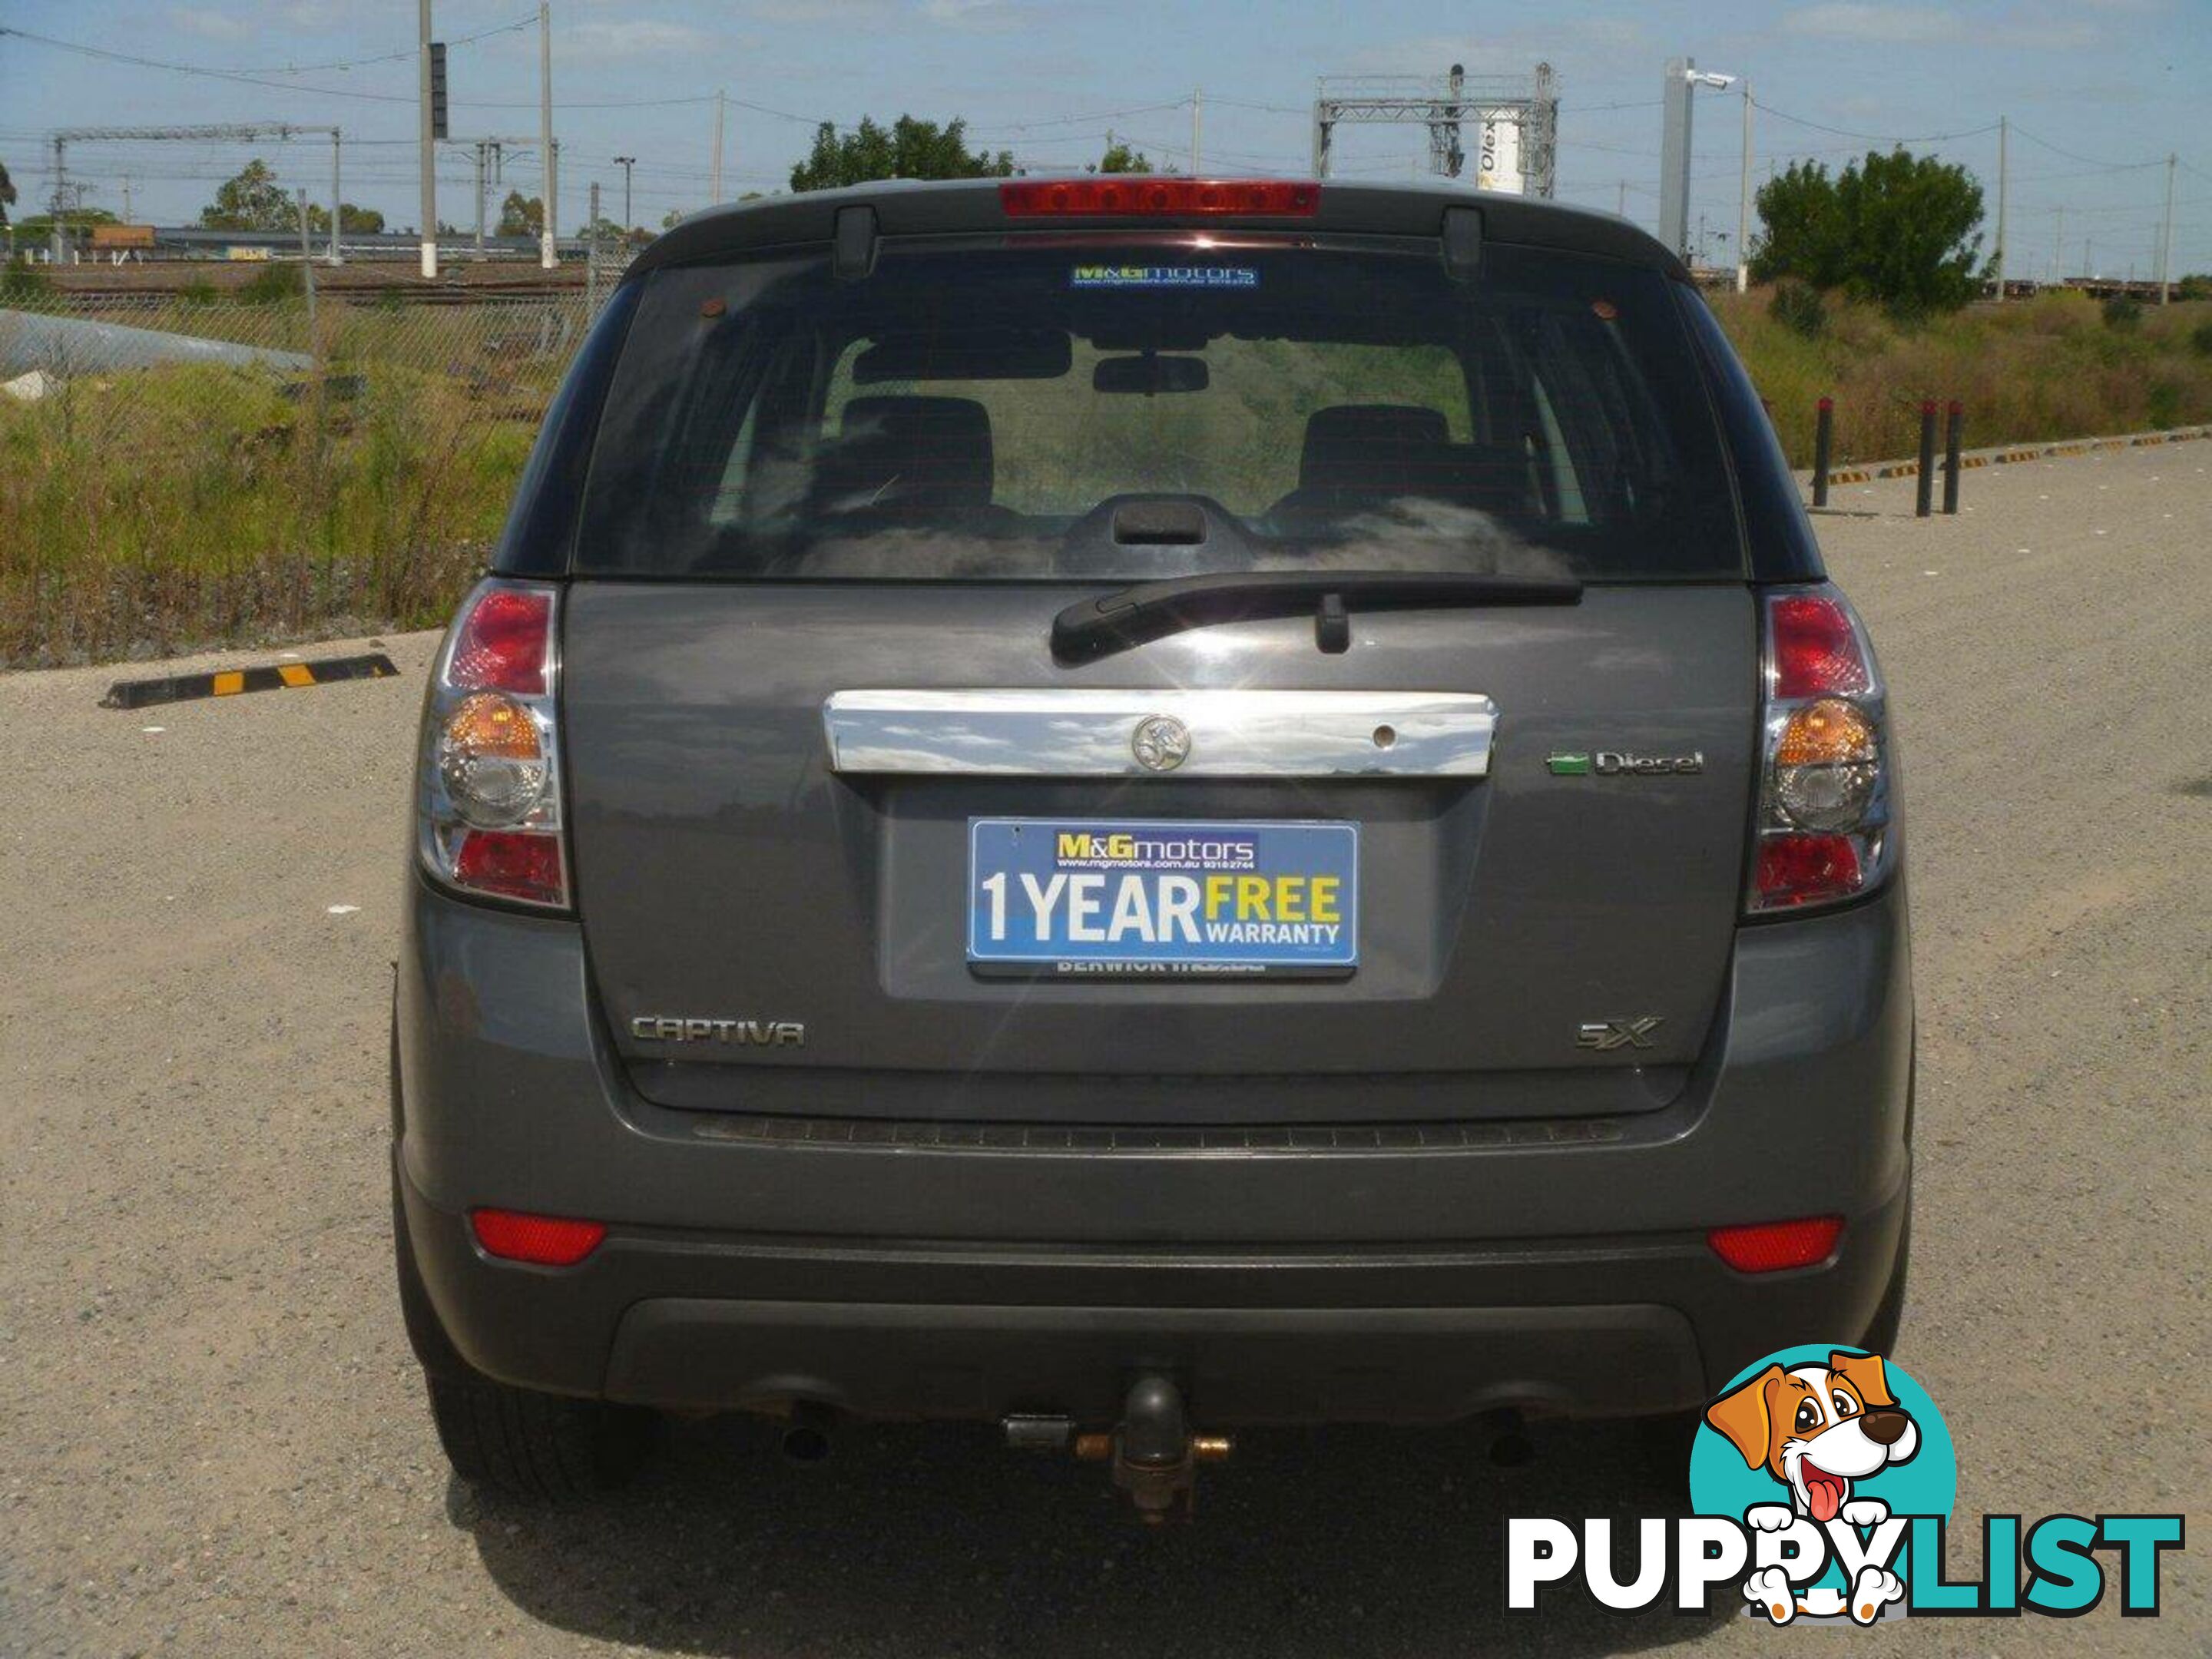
top-left (577, 237), bottom-right (1743, 581)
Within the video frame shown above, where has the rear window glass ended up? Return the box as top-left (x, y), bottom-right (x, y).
top-left (577, 238), bottom-right (1742, 581)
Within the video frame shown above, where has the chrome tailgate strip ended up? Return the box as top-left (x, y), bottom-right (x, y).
top-left (823, 689), bottom-right (1496, 778)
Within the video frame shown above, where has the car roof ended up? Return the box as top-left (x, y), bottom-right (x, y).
top-left (628, 176), bottom-right (1689, 282)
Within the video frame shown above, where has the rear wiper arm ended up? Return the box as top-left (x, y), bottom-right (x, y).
top-left (1051, 570), bottom-right (1583, 663)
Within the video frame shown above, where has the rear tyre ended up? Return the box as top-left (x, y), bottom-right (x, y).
top-left (393, 1158), bottom-right (658, 1499)
top-left (425, 1371), bottom-right (659, 1501)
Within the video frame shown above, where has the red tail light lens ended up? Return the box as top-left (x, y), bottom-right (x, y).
top-left (1709, 1216), bottom-right (1844, 1273)
top-left (472, 1208), bottom-right (606, 1267)
top-left (999, 177), bottom-right (1320, 218)
top-left (1769, 591), bottom-right (1869, 699)
top-left (452, 829), bottom-right (566, 906)
top-left (419, 580), bottom-right (570, 910)
top-left (1754, 833), bottom-right (1863, 908)
top-left (449, 586), bottom-right (551, 696)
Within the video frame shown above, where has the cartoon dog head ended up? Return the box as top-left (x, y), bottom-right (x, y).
top-left (1705, 1351), bottom-right (1920, 1522)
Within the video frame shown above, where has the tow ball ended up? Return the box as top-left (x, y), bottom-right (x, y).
top-left (1071, 1376), bottom-right (1231, 1523)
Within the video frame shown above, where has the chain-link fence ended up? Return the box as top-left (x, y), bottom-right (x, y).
top-left (0, 259), bottom-right (627, 667)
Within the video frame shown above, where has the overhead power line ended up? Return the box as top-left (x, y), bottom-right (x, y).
top-left (2011, 124), bottom-right (2171, 172)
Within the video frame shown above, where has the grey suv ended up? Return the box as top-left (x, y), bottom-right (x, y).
top-left (392, 177), bottom-right (1911, 1508)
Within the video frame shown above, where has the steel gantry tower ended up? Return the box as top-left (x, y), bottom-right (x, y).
top-left (47, 124), bottom-right (346, 263)
top-left (1310, 64), bottom-right (1557, 197)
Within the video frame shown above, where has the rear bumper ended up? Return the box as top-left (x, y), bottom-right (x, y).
top-left (395, 873), bottom-right (1914, 1423)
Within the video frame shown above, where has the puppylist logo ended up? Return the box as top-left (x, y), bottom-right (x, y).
top-left (1507, 1347), bottom-right (2184, 1624)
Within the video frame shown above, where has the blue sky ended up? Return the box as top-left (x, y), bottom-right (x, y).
top-left (2, 0), bottom-right (2207, 276)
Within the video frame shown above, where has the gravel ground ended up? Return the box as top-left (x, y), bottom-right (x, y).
top-left (2, 445), bottom-right (2206, 1657)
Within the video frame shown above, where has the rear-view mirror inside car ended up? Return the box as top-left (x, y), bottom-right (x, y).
top-left (851, 329), bottom-right (1072, 382)
top-left (1093, 354), bottom-right (1210, 395)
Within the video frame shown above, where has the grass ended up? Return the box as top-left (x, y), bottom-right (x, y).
top-left (1711, 286), bottom-right (2212, 469)
top-left (2, 281), bottom-right (2209, 668)
top-left (0, 294), bottom-right (572, 667)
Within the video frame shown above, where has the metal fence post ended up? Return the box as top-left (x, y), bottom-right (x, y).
top-left (1915, 400), bottom-right (1936, 518)
top-left (1812, 396), bottom-right (1833, 508)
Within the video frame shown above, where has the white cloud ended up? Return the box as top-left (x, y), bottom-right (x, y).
top-left (1783, 4), bottom-right (1968, 41)
top-left (171, 6), bottom-right (250, 38)
top-left (747, 0), bottom-right (892, 19)
top-left (565, 18), bottom-right (711, 57)
top-left (919, 0), bottom-right (1015, 24)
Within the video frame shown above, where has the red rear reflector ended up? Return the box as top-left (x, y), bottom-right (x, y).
top-left (1769, 591), bottom-right (1870, 699)
top-left (453, 829), bottom-right (566, 906)
top-left (999, 177), bottom-right (1320, 217)
top-left (1708, 1216), bottom-right (1843, 1273)
top-left (450, 587), bottom-right (552, 696)
top-left (472, 1208), bottom-right (606, 1266)
top-left (1754, 833), bottom-right (1864, 908)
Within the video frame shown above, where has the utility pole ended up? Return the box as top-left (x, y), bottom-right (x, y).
top-left (2159, 151), bottom-right (2177, 304)
top-left (297, 186), bottom-right (316, 339)
top-left (1993, 115), bottom-right (2008, 300)
top-left (538, 0), bottom-right (556, 270)
top-left (1659, 59), bottom-right (1692, 261)
top-left (585, 178), bottom-right (601, 311)
top-left (1617, 179), bottom-right (1627, 217)
top-left (1736, 81), bottom-right (1752, 293)
top-left (48, 135), bottom-right (67, 263)
top-left (419, 0), bottom-right (437, 278)
top-left (1190, 88), bottom-right (1202, 174)
top-left (613, 154), bottom-right (635, 231)
top-left (2054, 205), bottom-right (2064, 283)
top-left (711, 88), bottom-right (726, 204)
top-left (474, 141), bottom-right (487, 250)
top-left (121, 174), bottom-right (131, 221)
top-left (329, 129), bottom-right (343, 263)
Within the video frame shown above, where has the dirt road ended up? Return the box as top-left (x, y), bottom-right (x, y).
top-left (2, 443), bottom-right (2206, 1655)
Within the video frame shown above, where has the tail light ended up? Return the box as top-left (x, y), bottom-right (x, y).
top-left (417, 579), bottom-right (568, 910)
top-left (999, 177), bottom-right (1320, 217)
top-left (1748, 585), bottom-right (1896, 914)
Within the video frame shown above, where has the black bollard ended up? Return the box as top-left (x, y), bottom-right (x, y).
top-left (1813, 396), bottom-right (1834, 508)
top-left (1915, 400), bottom-right (1937, 518)
top-left (1942, 400), bottom-right (1964, 515)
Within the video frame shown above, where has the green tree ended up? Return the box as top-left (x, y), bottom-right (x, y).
top-left (1752, 147), bottom-right (1985, 316)
top-left (0, 161), bottom-right (15, 227)
top-left (199, 159), bottom-right (297, 232)
top-left (788, 115), bottom-right (1014, 193)
top-left (302, 202), bottom-right (387, 235)
top-left (497, 190), bottom-right (544, 237)
top-left (1094, 139), bottom-right (1154, 175)
top-left (15, 207), bottom-right (119, 237)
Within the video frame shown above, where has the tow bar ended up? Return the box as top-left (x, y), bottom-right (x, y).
top-left (1023, 1375), bottom-right (1230, 1523)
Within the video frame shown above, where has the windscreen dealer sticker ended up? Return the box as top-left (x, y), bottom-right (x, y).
top-left (1069, 264), bottom-right (1259, 289)
top-left (967, 818), bottom-right (1356, 977)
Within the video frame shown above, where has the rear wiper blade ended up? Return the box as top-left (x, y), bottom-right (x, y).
top-left (1051, 570), bottom-right (1583, 663)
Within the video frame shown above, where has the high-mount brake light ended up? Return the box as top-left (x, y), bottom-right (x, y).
top-left (419, 580), bottom-right (571, 910)
top-left (998, 177), bottom-right (1320, 218)
top-left (1748, 584), bottom-right (1896, 915)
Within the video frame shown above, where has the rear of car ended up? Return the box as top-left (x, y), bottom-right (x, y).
top-left (391, 178), bottom-right (1912, 1498)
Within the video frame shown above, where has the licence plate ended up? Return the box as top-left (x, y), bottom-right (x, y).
top-left (967, 818), bottom-right (1358, 978)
